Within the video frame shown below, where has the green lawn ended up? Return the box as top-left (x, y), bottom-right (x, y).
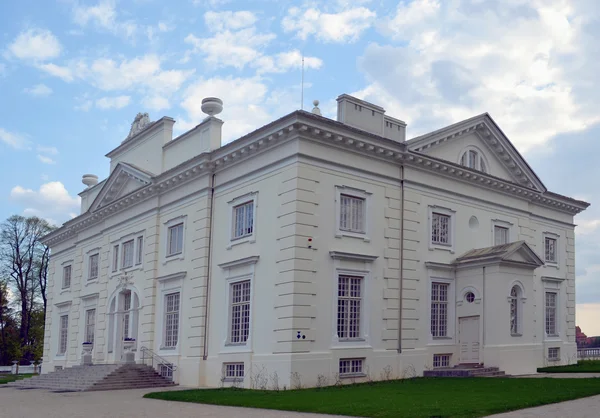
top-left (145, 377), bottom-right (600, 418)
top-left (538, 360), bottom-right (600, 373)
top-left (0, 374), bottom-right (35, 385)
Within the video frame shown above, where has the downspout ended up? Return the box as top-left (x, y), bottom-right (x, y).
top-left (482, 266), bottom-right (486, 362)
top-left (202, 173), bottom-right (216, 360)
top-left (397, 165), bottom-right (405, 353)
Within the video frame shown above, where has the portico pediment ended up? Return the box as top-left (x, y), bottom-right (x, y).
top-left (454, 241), bottom-right (544, 269)
top-left (88, 162), bottom-right (155, 213)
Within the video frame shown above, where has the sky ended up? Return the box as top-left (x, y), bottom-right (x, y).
top-left (1, 0), bottom-right (599, 333)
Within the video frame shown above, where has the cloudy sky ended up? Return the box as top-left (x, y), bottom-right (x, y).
top-left (1, 0), bottom-right (599, 333)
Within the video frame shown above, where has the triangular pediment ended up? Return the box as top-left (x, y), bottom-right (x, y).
top-left (454, 241), bottom-right (544, 269)
top-left (406, 114), bottom-right (546, 192)
top-left (89, 163), bottom-right (154, 212)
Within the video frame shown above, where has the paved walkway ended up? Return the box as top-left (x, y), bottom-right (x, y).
top-left (0, 386), bottom-right (344, 418)
top-left (491, 394), bottom-right (600, 417)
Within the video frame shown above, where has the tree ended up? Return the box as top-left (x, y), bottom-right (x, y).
top-left (0, 215), bottom-right (54, 362)
top-left (0, 279), bottom-right (19, 365)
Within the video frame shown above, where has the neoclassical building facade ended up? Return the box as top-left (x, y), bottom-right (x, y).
top-left (41, 95), bottom-right (588, 387)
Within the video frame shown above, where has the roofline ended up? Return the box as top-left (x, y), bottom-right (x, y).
top-left (105, 116), bottom-right (175, 158)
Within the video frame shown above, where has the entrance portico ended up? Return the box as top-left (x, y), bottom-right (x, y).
top-left (106, 281), bottom-right (141, 364)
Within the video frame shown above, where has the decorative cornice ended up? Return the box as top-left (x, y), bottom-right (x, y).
top-left (424, 261), bottom-right (455, 271)
top-left (218, 255), bottom-right (260, 269)
top-left (80, 292), bottom-right (100, 300)
top-left (329, 251), bottom-right (378, 262)
top-left (541, 276), bottom-right (566, 282)
top-left (156, 271), bottom-right (187, 283)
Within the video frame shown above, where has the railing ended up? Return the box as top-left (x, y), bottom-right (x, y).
top-left (578, 348), bottom-right (600, 360)
top-left (140, 346), bottom-right (176, 381)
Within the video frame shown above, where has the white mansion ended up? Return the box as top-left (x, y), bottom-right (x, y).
top-left (41, 94), bottom-right (588, 387)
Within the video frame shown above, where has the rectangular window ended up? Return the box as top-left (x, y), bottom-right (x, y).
top-left (232, 201), bottom-right (254, 239)
top-left (224, 363), bottom-right (245, 379)
top-left (123, 292), bottom-right (131, 340)
top-left (431, 283), bottom-right (449, 337)
top-left (62, 265), bottom-right (71, 289)
top-left (431, 213), bottom-right (451, 245)
top-left (339, 194), bottom-right (365, 233)
top-left (337, 275), bottom-right (362, 340)
top-left (136, 236), bottom-right (143, 265)
top-left (121, 239), bottom-right (134, 269)
top-left (339, 358), bottom-right (364, 376)
top-left (167, 223), bottom-right (184, 256)
top-left (545, 292), bottom-right (558, 336)
top-left (545, 237), bottom-right (557, 263)
top-left (159, 363), bottom-right (173, 379)
top-left (494, 226), bottom-right (509, 246)
top-left (229, 280), bottom-right (251, 344)
top-left (112, 245), bottom-right (119, 272)
top-left (58, 315), bottom-right (69, 354)
top-left (433, 354), bottom-right (451, 368)
top-left (88, 254), bottom-right (99, 281)
top-left (548, 347), bottom-right (560, 361)
top-left (85, 309), bottom-right (96, 344)
top-left (164, 293), bottom-right (180, 348)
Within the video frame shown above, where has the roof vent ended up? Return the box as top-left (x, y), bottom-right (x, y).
top-left (311, 99), bottom-right (321, 116)
top-left (201, 97), bottom-right (223, 118)
top-left (82, 174), bottom-right (99, 188)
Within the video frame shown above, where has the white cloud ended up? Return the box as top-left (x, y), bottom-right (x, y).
top-left (204, 10), bottom-right (257, 31)
top-left (10, 181), bottom-right (80, 226)
top-left (142, 95), bottom-right (170, 111)
top-left (96, 95), bottom-right (131, 109)
top-left (37, 62), bottom-right (75, 82)
top-left (72, 0), bottom-right (138, 39)
top-left (23, 83), bottom-right (53, 97)
top-left (255, 50), bottom-right (323, 74)
top-left (282, 6), bottom-right (376, 43)
top-left (37, 154), bottom-right (56, 164)
top-left (76, 99), bottom-right (93, 112)
top-left (7, 28), bottom-right (62, 61)
top-left (36, 145), bottom-right (59, 155)
top-left (0, 128), bottom-right (30, 150)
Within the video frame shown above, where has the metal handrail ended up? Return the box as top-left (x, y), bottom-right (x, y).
top-left (140, 346), bottom-right (177, 380)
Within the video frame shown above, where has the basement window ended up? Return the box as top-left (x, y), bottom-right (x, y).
top-left (433, 354), bottom-right (451, 368)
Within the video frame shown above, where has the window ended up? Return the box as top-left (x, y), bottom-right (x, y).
top-left (164, 293), bottom-right (180, 348)
top-left (545, 237), bottom-right (557, 264)
top-left (510, 286), bottom-right (520, 335)
top-left (431, 283), bottom-right (449, 337)
top-left (136, 236), bottom-right (143, 265)
top-left (465, 292), bottom-right (475, 303)
top-left (167, 223), bottom-right (184, 257)
top-left (58, 315), bottom-right (68, 354)
top-left (431, 212), bottom-right (451, 245)
top-left (224, 363), bottom-right (245, 379)
top-left (433, 354), bottom-right (451, 368)
top-left (494, 226), bottom-right (509, 246)
top-left (229, 280), bottom-right (251, 344)
top-left (123, 292), bottom-right (131, 340)
top-left (159, 363), bottom-right (174, 379)
top-left (85, 309), bottom-right (96, 344)
top-left (460, 149), bottom-right (487, 173)
top-left (339, 358), bottom-right (364, 376)
top-left (339, 194), bottom-right (365, 233)
top-left (232, 201), bottom-right (254, 239)
top-left (62, 265), bottom-right (72, 289)
top-left (112, 245), bottom-right (119, 272)
top-left (121, 239), bottom-right (134, 268)
top-left (88, 254), bottom-right (99, 281)
top-left (337, 275), bottom-right (362, 340)
top-left (548, 347), bottom-right (560, 361)
top-left (545, 292), bottom-right (558, 336)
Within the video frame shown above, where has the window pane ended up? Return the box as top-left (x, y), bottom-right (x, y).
top-left (233, 201), bottom-right (254, 239)
top-left (494, 226), bottom-right (509, 246)
top-left (339, 195), bottom-right (365, 233)
top-left (63, 265), bottom-right (71, 289)
top-left (122, 240), bottom-right (134, 268)
top-left (59, 315), bottom-right (69, 354)
top-left (164, 293), bottom-right (180, 347)
top-left (136, 236), bottom-right (143, 265)
top-left (545, 237), bottom-right (557, 263)
top-left (431, 283), bottom-right (449, 337)
top-left (545, 292), bottom-right (557, 335)
top-left (112, 245), bottom-right (119, 272)
top-left (230, 280), bottom-right (251, 343)
top-left (431, 213), bottom-right (450, 245)
top-left (337, 275), bottom-right (362, 340)
top-left (168, 223), bottom-right (184, 256)
top-left (85, 309), bottom-right (95, 344)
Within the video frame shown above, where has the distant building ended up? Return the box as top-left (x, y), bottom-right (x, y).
top-left (41, 95), bottom-right (589, 387)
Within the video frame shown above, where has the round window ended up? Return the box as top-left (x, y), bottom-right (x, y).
top-left (465, 292), bottom-right (475, 303)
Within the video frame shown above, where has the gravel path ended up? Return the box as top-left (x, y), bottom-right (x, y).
top-left (0, 386), bottom-right (346, 418)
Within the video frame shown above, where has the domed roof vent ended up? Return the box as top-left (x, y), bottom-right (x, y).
top-left (201, 97), bottom-right (223, 118)
top-left (82, 174), bottom-right (99, 188)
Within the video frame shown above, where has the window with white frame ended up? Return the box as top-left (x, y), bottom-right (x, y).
top-left (58, 315), bottom-right (68, 354)
top-left (123, 291), bottom-right (131, 340)
top-left (431, 282), bottom-right (449, 337)
top-left (545, 291), bottom-right (558, 336)
top-left (136, 236), bottom-right (143, 265)
top-left (164, 292), bottom-right (180, 348)
top-left (121, 239), bottom-right (134, 268)
top-left (510, 285), bottom-right (521, 335)
top-left (229, 280), bottom-right (251, 344)
top-left (433, 354), bottom-right (451, 368)
top-left (88, 254), bottom-right (99, 281)
top-left (548, 347), bottom-right (560, 361)
top-left (167, 223), bottom-right (184, 257)
top-left (224, 363), bottom-right (245, 379)
top-left (339, 194), bottom-right (365, 233)
top-left (339, 358), bottom-right (364, 376)
top-left (62, 265), bottom-right (72, 289)
top-left (545, 236), bottom-right (557, 264)
top-left (112, 245), bottom-right (119, 272)
top-left (159, 363), bottom-right (174, 378)
top-left (232, 201), bottom-right (254, 240)
top-left (337, 275), bottom-right (362, 340)
top-left (85, 309), bottom-right (95, 344)
top-left (494, 226), bottom-right (509, 246)
top-left (431, 212), bottom-right (451, 245)
top-left (460, 149), bottom-right (487, 173)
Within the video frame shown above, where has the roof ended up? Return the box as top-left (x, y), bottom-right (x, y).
top-left (454, 240), bottom-right (544, 268)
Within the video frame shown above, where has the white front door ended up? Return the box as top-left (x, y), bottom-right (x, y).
top-left (459, 316), bottom-right (480, 363)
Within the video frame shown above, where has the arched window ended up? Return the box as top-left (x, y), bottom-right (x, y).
top-left (460, 149), bottom-right (487, 173)
top-left (510, 285), bottom-right (521, 335)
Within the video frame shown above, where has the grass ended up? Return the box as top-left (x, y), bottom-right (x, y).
top-left (0, 374), bottom-right (35, 385)
top-left (145, 377), bottom-right (600, 418)
top-left (538, 360), bottom-right (600, 373)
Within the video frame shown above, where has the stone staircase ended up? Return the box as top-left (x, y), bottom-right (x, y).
top-left (8, 364), bottom-right (176, 392)
top-left (423, 364), bottom-right (507, 378)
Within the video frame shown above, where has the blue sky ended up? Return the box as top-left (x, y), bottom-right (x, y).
top-left (1, 0), bottom-right (600, 332)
